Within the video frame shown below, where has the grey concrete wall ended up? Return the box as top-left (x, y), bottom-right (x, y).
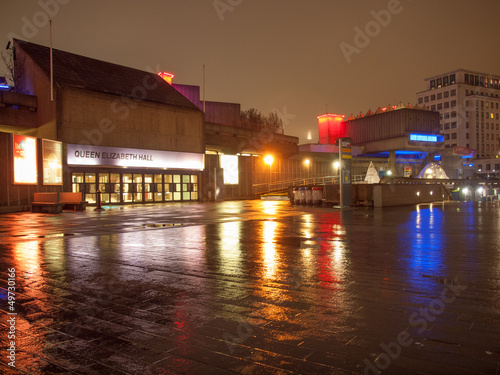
top-left (57, 87), bottom-right (205, 153)
top-left (373, 183), bottom-right (448, 207)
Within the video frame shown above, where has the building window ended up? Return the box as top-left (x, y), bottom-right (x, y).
top-left (451, 111), bottom-right (457, 118)
top-left (450, 74), bottom-right (456, 84)
top-left (445, 134), bottom-right (450, 140)
top-left (451, 100), bottom-right (456, 107)
top-left (431, 105), bottom-right (436, 111)
top-left (444, 91), bottom-right (449, 98)
top-left (466, 122), bottom-right (469, 128)
top-left (466, 133), bottom-right (469, 139)
top-left (430, 80), bottom-right (436, 90)
top-left (424, 96), bottom-right (429, 103)
top-left (465, 100), bottom-right (469, 107)
top-left (438, 103), bottom-right (443, 110)
top-left (451, 133), bottom-right (457, 139)
top-left (444, 123), bottom-right (450, 130)
top-left (431, 94), bottom-right (436, 101)
top-left (437, 93), bottom-right (442, 99)
top-left (451, 122), bottom-right (457, 128)
top-left (437, 78), bottom-right (442, 88)
top-left (451, 89), bottom-right (456, 96)
top-left (444, 102), bottom-right (450, 109)
top-left (495, 164), bottom-right (500, 170)
top-left (443, 76), bottom-right (449, 86)
top-left (465, 74), bottom-right (470, 84)
top-left (444, 112), bottom-right (450, 119)
top-left (418, 97), bottom-right (423, 104)
top-left (466, 112), bottom-right (469, 118)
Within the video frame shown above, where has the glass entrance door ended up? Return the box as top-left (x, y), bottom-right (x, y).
top-left (144, 174), bottom-right (154, 202)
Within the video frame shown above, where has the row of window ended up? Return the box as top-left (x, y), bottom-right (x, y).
top-left (478, 163), bottom-right (500, 172)
top-left (465, 90), bottom-right (499, 98)
top-left (465, 100), bottom-right (500, 109)
top-left (464, 74), bottom-right (500, 89)
top-left (71, 172), bottom-right (199, 204)
top-left (420, 90), bottom-right (457, 103)
top-left (430, 74), bottom-right (456, 89)
top-left (464, 112), bottom-right (499, 120)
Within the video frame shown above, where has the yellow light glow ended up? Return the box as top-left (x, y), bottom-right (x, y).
top-left (264, 154), bottom-right (274, 165)
top-left (333, 161), bottom-right (340, 169)
top-left (304, 159), bottom-right (310, 166)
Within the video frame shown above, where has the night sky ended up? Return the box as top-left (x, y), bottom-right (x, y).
top-left (2, 0), bottom-right (500, 143)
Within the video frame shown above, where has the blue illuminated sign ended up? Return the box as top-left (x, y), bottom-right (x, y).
top-left (410, 134), bottom-right (443, 142)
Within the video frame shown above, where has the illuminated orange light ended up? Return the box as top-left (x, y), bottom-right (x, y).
top-left (158, 72), bottom-right (174, 85)
top-left (264, 154), bottom-right (274, 165)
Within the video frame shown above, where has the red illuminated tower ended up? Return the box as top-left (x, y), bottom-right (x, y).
top-left (317, 114), bottom-right (345, 144)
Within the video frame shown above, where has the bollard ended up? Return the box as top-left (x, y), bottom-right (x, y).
top-left (94, 189), bottom-right (105, 211)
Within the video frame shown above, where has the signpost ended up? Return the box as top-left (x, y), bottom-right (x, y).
top-left (338, 137), bottom-right (352, 207)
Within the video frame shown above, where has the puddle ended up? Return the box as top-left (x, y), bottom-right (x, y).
top-left (134, 223), bottom-right (183, 229)
top-left (11, 233), bottom-right (76, 239)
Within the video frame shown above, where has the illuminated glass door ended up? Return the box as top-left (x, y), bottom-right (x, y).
top-left (165, 174), bottom-right (173, 201)
top-left (110, 173), bottom-right (121, 203)
top-left (99, 173), bottom-right (110, 204)
top-left (85, 173), bottom-right (96, 204)
top-left (123, 174), bottom-right (133, 203)
top-left (144, 174), bottom-right (154, 202)
top-left (133, 174), bottom-right (143, 202)
top-left (191, 174), bottom-right (199, 200)
top-left (154, 174), bottom-right (163, 202)
top-left (72, 173), bottom-right (84, 194)
top-left (173, 174), bottom-right (182, 201)
top-left (182, 175), bottom-right (191, 201)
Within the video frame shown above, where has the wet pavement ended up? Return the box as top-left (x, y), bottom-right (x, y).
top-left (0, 200), bottom-right (499, 374)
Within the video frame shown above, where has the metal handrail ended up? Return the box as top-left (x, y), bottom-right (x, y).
top-left (252, 174), bottom-right (366, 194)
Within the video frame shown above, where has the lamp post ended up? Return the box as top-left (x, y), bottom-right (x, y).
top-left (333, 160), bottom-right (340, 182)
top-left (264, 154), bottom-right (274, 192)
top-left (304, 159), bottom-right (310, 181)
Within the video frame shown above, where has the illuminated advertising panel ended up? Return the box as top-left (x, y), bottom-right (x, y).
top-left (13, 134), bottom-right (38, 184)
top-left (220, 154), bottom-right (239, 185)
top-left (42, 139), bottom-right (63, 185)
top-left (67, 144), bottom-right (204, 170)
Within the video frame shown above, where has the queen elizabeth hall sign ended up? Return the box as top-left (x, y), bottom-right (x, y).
top-left (67, 144), bottom-right (204, 170)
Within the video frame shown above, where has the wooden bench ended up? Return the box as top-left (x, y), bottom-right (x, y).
top-left (31, 193), bottom-right (63, 214)
top-left (59, 192), bottom-right (88, 211)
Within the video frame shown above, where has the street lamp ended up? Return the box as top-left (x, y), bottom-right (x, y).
top-left (304, 159), bottom-right (310, 180)
top-left (264, 154), bottom-right (274, 191)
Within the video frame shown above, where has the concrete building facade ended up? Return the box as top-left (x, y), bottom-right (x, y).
top-left (0, 40), bottom-right (205, 210)
top-left (416, 69), bottom-right (500, 159)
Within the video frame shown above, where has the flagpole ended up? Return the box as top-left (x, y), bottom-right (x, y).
top-left (50, 20), bottom-right (54, 101)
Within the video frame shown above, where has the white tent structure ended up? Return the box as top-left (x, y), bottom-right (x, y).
top-left (364, 161), bottom-right (380, 183)
top-left (417, 162), bottom-right (449, 179)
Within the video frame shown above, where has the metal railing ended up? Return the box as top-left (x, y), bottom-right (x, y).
top-left (253, 174), bottom-right (366, 194)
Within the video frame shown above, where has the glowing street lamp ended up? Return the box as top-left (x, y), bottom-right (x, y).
top-left (264, 154), bottom-right (274, 190)
top-left (264, 155), bottom-right (274, 166)
top-left (304, 158), bottom-right (311, 180)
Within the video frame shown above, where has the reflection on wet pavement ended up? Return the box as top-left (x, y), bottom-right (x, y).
top-left (0, 200), bottom-right (499, 374)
